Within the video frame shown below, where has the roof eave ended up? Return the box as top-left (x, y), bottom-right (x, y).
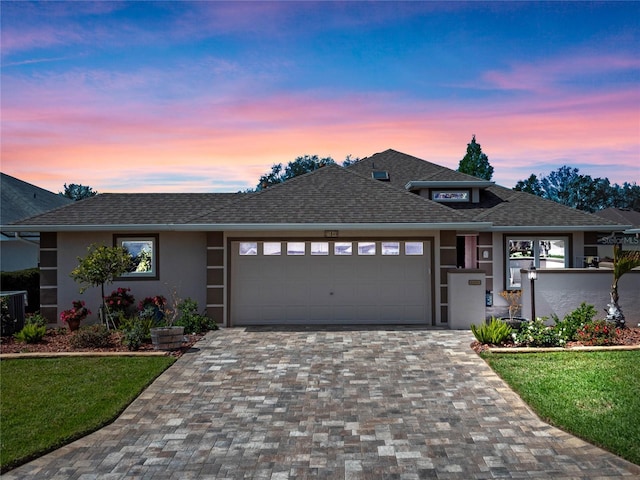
top-left (2, 222), bottom-right (494, 233)
top-left (405, 180), bottom-right (495, 190)
top-left (490, 224), bottom-right (631, 232)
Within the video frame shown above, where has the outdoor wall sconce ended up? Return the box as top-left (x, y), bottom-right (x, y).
top-left (528, 265), bottom-right (537, 320)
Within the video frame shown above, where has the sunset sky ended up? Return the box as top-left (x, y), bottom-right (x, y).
top-left (2, 1), bottom-right (639, 193)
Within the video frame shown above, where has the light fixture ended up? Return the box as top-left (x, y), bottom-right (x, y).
top-left (528, 264), bottom-right (537, 320)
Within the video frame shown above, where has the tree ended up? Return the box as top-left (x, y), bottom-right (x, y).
top-left (61, 183), bottom-right (98, 201)
top-left (514, 174), bottom-right (544, 196)
top-left (457, 135), bottom-right (494, 180)
top-left (253, 154), bottom-right (358, 191)
top-left (70, 243), bottom-right (134, 326)
top-left (605, 246), bottom-right (640, 327)
top-left (514, 166), bottom-right (640, 212)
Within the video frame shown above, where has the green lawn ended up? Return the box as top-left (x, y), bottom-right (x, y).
top-left (0, 356), bottom-right (175, 473)
top-left (481, 350), bottom-right (640, 465)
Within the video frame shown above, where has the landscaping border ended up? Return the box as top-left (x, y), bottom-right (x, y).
top-left (484, 344), bottom-right (640, 354)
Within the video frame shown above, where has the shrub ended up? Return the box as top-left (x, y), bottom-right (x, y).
top-left (512, 318), bottom-right (563, 347)
top-left (119, 315), bottom-right (154, 351)
top-left (69, 324), bottom-right (112, 349)
top-left (471, 317), bottom-right (513, 345)
top-left (104, 287), bottom-right (136, 315)
top-left (14, 323), bottom-right (46, 344)
top-left (25, 312), bottom-right (48, 328)
top-left (173, 298), bottom-right (218, 334)
top-left (576, 320), bottom-right (621, 346)
top-left (138, 296), bottom-right (167, 324)
top-left (553, 302), bottom-right (597, 343)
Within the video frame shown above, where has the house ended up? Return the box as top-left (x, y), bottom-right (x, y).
top-left (1, 173), bottom-right (73, 272)
top-left (3, 149), bottom-right (634, 328)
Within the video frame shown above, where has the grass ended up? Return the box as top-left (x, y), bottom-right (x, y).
top-left (0, 356), bottom-right (175, 472)
top-left (481, 350), bottom-right (640, 465)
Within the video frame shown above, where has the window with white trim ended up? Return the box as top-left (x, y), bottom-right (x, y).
top-left (287, 242), bottom-right (305, 255)
top-left (334, 242), bottom-right (352, 255)
top-left (381, 242), bottom-right (400, 255)
top-left (263, 242), bottom-right (281, 255)
top-left (239, 242), bottom-right (258, 256)
top-left (506, 236), bottom-right (568, 289)
top-left (358, 242), bottom-right (376, 255)
top-left (405, 242), bottom-right (424, 255)
top-left (311, 242), bottom-right (329, 255)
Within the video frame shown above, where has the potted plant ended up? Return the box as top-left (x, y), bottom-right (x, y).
top-left (146, 294), bottom-right (185, 351)
top-left (60, 300), bottom-right (91, 331)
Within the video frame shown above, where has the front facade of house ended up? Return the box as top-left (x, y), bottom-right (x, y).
top-left (5, 150), bottom-right (632, 328)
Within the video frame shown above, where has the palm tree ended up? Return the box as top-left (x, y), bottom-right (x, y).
top-left (606, 245), bottom-right (640, 327)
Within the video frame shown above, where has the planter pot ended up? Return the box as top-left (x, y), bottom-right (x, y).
top-left (500, 317), bottom-right (529, 331)
top-left (150, 326), bottom-right (185, 351)
top-left (66, 318), bottom-right (82, 332)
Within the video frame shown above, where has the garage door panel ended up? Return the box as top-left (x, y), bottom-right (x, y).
top-left (231, 240), bottom-right (431, 325)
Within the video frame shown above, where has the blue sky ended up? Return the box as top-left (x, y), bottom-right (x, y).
top-left (2, 1), bottom-right (638, 193)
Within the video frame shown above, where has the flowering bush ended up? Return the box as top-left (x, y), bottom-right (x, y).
top-left (576, 320), bottom-right (621, 346)
top-left (60, 300), bottom-right (91, 326)
top-left (512, 318), bottom-right (564, 347)
top-left (138, 295), bottom-right (167, 323)
top-left (104, 287), bottom-right (135, 314)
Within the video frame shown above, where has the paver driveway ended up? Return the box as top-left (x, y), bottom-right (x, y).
top-left (5, 327), bottom-right (639, 479)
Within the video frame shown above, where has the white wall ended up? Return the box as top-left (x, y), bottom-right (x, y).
top-left (520, 269), bottom-right (640, 325)
top-left (57, 232), bottom-right (207, 325)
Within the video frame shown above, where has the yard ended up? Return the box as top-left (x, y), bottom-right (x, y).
top-left (0, 356), bottom-right (175, 473)
top-left (481, 350), bottom-right (640, 465)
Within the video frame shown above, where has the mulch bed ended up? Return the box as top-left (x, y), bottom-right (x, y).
top-left (0, 328), bottom-right (206, 358)
top-left (471, 326), bottom-right (640, 354)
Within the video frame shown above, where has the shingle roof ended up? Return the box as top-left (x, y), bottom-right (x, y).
top-left (189, 164), bottom-right (473, 225)
top-left (347, 149), bottom-right (482, 188)
top-left (9, 193), bottom-right (240, 226)
top-left (594, 208), bottom-right (640, 228)
top-left (1, 173), bottom-right (73, 224)
top-left (348, 149), bottom-right (623, 229)
top-left (471, 186), bottom-right (621, 227)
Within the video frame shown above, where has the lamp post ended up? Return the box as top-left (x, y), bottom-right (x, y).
top-left (528, 266), bottom-right (538, 321)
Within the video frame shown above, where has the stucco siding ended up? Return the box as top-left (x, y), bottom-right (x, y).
top-left (56, 232), bottom-right (207, 325)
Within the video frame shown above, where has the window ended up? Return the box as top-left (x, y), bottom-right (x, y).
top-left (358, 242), bottom-right (376, 255)
top-left (371, 170), bottom-right (390, 181)
top-left (239, 242), bottom-right (258, 256)
top-left (311, 242), bottom-right (329, 255)
top-left (405, 242), bottom-right (423, 255)
top-left (506, 237), bottom-right (568, 289)
top-left (335, 242), bottom-right (352, 255)
top-left (287, 242), bottom-right (305, 255)
top-left (381, 242), bottom-right (400, 255)
top-left (263, 242), bottom-right (281, 255)
top-left (115, 235), bottom-right (158, 279)
top-left (432, 191), bottom-right (469, 202)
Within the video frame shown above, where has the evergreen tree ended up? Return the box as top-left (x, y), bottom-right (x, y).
top-left (457, 135), bottom-right (494, 180)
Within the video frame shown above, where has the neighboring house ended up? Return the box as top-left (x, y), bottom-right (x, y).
top-left (1, 173), bottom-right (73, 272)
top-left (2, 149), bottom-right (633, 327)
top-left (594, 208), bottom-right (640, 252)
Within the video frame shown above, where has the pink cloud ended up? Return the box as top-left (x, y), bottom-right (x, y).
top-left (2, 67), bottom-right (638, 193)
top-left (482, 53), bottom-right (640, 94)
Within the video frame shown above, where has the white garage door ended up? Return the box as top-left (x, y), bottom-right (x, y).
top-left (230, 240), bottom-right (431, 325)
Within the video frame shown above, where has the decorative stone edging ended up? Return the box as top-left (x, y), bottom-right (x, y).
top-left (0, 351), bottom-right (170, 360)
top-left (485, 344), bottom-right (640, 354)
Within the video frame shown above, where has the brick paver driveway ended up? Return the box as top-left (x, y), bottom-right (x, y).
top-left (5, 327), bottom-right (639, 479)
